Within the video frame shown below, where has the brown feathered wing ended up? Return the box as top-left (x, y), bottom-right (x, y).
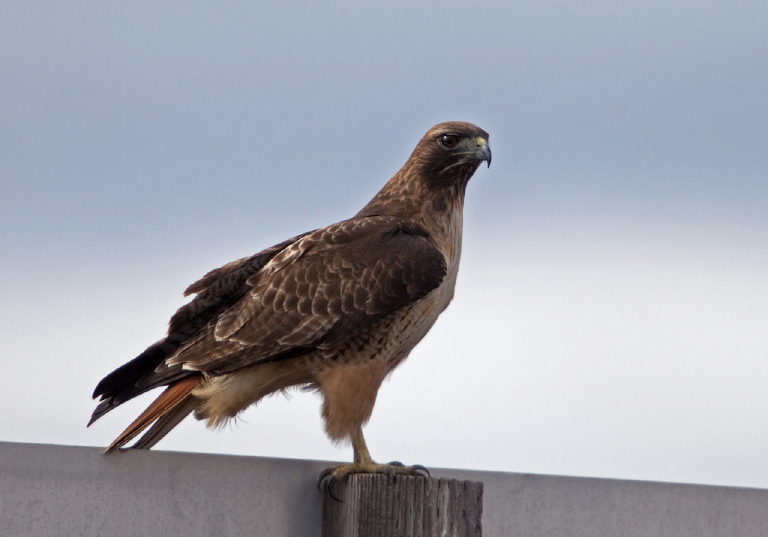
top-left (90, 215), bottom-right (447, 448)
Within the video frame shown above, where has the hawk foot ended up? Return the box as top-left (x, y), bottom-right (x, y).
top-left (317, 461), bottom-right (430, 501)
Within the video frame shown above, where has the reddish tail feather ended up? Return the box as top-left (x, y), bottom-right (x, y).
top-left (104, 376), bottom-right (201, 453)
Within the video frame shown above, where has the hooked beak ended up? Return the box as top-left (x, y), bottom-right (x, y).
top-left (475, 137), bottom-right (491, 168)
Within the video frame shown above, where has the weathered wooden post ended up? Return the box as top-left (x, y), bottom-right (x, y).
top-left (322, 474), bottom-right (483, 537)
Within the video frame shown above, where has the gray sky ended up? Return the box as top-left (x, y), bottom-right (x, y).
top-left (2, 1), bottom-right (767, 489)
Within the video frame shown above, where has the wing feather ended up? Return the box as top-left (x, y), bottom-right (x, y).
top-left (89, 231), bottom-right (312, 422)
top-left (169, 216), bottom-right (447, 374)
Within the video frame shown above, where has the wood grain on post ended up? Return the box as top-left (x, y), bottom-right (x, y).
top-left (322, 474), bottom-right (483, 537)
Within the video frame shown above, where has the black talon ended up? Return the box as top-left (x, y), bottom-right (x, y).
top-left (317, 468), bottom-right (343, 501)
top-left (317, 468), bottom-right (331, 491)
top-left (385, 466), bottom-right (398, 483)
top-left (327, 480), bottom-right (342, 502)
top-left (385, 461), bottom-right (430, 478)
top-left (385, 461), bottom-right (407, 483)
top-left (412, 464), bottom-right (430, 478)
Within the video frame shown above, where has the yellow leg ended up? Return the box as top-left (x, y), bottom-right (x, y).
top-left (319, 426), bottom-right (430, 487)
top-left (351, 426), bottom-right (373, 464)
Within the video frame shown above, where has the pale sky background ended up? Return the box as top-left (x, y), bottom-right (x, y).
top-left (2, 1), bottom-right (767, 489)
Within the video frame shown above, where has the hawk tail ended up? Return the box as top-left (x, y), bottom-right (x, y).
top-left (89, 339), bottom-right (185, 426)
top-left (103, 376), bottom-right (201, 453)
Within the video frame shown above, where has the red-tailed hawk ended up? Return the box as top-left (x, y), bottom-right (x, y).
top-left (89, 121), bottom-right (491, 479)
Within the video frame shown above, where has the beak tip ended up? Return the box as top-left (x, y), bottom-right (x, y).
top-left (473, 140), bottom-right (492, 169)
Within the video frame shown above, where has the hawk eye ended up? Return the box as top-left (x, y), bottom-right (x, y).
top-left (439, 134), bottom-right (460, 149)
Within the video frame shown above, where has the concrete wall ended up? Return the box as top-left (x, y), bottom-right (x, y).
top-left (2, 441), bottom-right (766, 536)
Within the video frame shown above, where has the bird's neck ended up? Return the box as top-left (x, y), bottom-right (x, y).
top-left (356, 163), bottom-right (468, 265)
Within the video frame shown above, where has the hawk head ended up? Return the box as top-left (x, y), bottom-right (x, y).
top-left (356, 121), bottom-right (490, 218)
top-left (411, 121), bottom-right (491, 184)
